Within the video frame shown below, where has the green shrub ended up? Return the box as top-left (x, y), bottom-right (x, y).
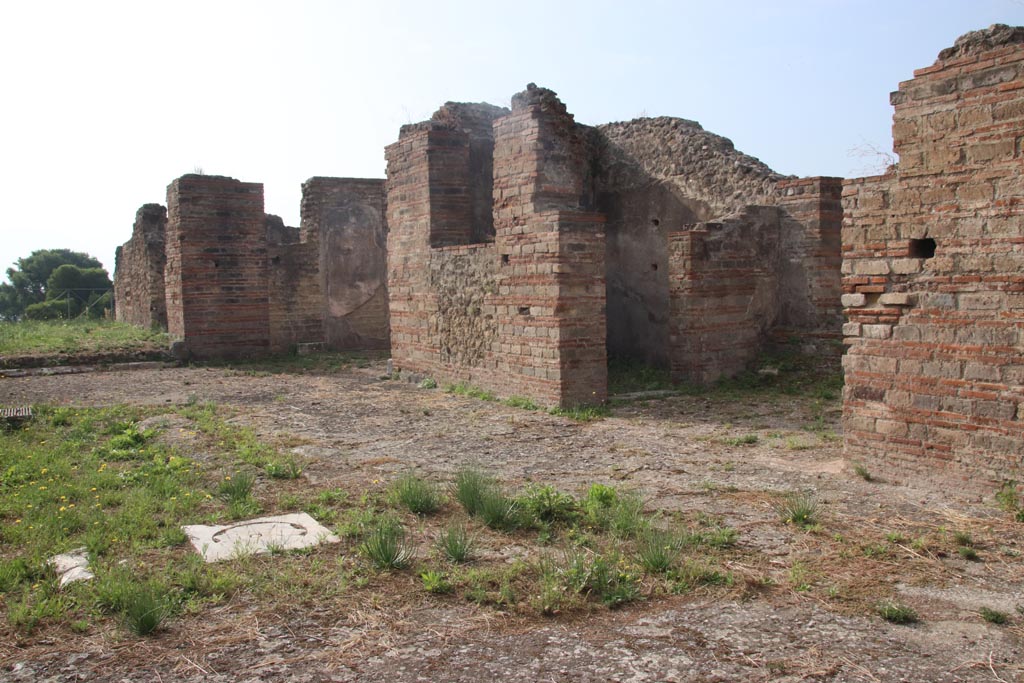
top-left (420, 570), bottom-right (452, 594)
top-left (518, 484), bottom-right (578, 526)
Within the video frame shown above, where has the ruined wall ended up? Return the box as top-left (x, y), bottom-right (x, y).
top-left (164, 175), bottom-right (270, 359)
top-left (387, 85), bottom-right (606, 406)
top-left (300, 177), bottom-right (389, 350)
top-left (596, 119), bottom-right (840, 372)
top-left (267, 215), bottom-right (323, 354)
top-left (113, 203), bottom-right (167, 329)
top-left (668, 206), bottom-right (785, 383)
top-left (842, 25), bottom-right (1024, 486)
top-left (776, 177), bottom-right (845, 337)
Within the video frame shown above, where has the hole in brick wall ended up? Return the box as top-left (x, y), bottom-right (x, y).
top-left (518, 306), bottom-right (530, 316)
top-left (212, 260), bottom-right (219, 268)
top-left (908, 238), bottom-right (936, 259)
top-left (271, 256), bottom-right (281, 265)
top-left (501, 254), bottom-right (510, 265)
top-left (651, 218), bottom-right (660, 227)
top-left (651, 263), bottom-right (658, 271)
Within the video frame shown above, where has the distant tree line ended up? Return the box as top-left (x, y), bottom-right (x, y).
top-left (0, 249), bottom-right (113, 321)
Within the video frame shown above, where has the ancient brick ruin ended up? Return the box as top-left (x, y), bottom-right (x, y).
top-left (842, 25), bottom-right (1024, 487)
top-left (112, 24), bottom-right (1024, 484)
top-left (385, 86), bottom-right (843, 404)
top-left (115, 175), bottom-right (389, 358)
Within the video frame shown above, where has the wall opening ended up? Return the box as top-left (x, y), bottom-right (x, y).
top-left (908, 238), bottom-right (936, 259)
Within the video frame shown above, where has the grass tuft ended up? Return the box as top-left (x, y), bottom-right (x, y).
top-left (437, 524), bottom-right (474, 563)
top-left (390, 473), bottom-right (443, 515)
top-left (876, 599), bottom-right (919, 624)
top-left (775, 492), bottom-right (820, 530)
top-left (635, 528), bottom-right (683, 573)
top-left (979, 607), bottom-right (1009, 624)
top-left (453, 467), bottom-right (492, 516)
top-left (359, 520), bottom-right (415, 570)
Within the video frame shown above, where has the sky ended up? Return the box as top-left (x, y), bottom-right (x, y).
top-left (1, 0), bottom-right (1022, 279)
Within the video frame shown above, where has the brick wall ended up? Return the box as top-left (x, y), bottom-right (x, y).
top-left (267, 238), bottom-right (323, 353)
top-left (667, 206), bottom-right (784, 383)
top-left (164, 175), bottom-right (270, 359)
top-left (386, 85), bottom-right (607, 407)
top-left (842, 25), bottom-right (1024, 487)
top-left (300, 177), bottom-right (389, 350)
top-left (114, 204), bottom-right (167, 329)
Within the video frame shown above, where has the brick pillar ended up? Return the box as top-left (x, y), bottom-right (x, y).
top-left (493, 84), bottom-right (607, 406)
top-left (164, 174), bottom-right (270, 359)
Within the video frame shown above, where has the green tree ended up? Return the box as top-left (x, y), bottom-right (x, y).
top-left (0, 249), bottom-right (109, 320)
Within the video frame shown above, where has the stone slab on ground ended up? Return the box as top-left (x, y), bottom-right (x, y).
top-left (48, 547), bottom-right (94, 587)
top-left (183, 512), bottom-right (340, 562)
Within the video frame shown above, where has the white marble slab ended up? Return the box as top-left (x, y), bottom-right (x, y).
top-left (183, 512), bottom-right (339, 562)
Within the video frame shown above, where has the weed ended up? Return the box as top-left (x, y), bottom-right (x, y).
top-left (420, 570), bottom-right (452, 594)
top-left (359, 520), bottom-right (414, 570)
top-left (504, 396), bottom-right (539, 410)
top-left (876, 599), bottom-right (919, 624)
top-left (445, 382), bottom-right (496, 402)
top-left (217, 472), bottom-right (256, 503)
top-left (671, 560), bottom-right (733, 593)
top-left (958, 546), bottom-right (980, 562)
top-left (853, 463), bottom-right (873, 481)
top-left (561, 549), bottom-right (641, 608)
top-left (548, 404), bottom-right (611, 422)
top-left (478, 489), bottom-right (522, 531)
top-left (390, 473), bottom-right (443, 515)
top-left (635, 528), bottom-right (683, 573)
top-left (953, 530), bottom-right (974, 547)
top-left (453, 467), bottom-right (493, 516)
top-left (775, 492), bottom-right (820, 530)
top-left (980, 607), bottom-right (1009, 624)
top-left (122, 582), bottom-right (170, 636)
top-left (265, 458), bottom-right (303, 480)
top-left (437, 524), bottom-right (474, 563)
top-left (995, 480), bottom-right (1020, 512)
top-left (418, 378), bottom-right (437, 389)
top-left (719, 434), bottom-right (759, 446)
top-left (885, 532), bottom-right (905, 544)
top-left (518, 484), bottom-right (577, 526)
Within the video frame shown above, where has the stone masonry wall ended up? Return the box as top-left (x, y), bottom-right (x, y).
top-left (165, 175), bottom-right (270, 359)
top-left (114, 203), bottom-right (167, 329)
top-left (842, 25), bottom-right (1024, 487)
top-left (300, 177), bottom-right (389, 350)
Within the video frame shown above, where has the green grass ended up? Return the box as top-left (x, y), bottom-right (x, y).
top-left (445, 382), bottom-right (496, 402)
top-left (453, 467), bottom-right (493, 517)
top-left (775, 492), bottom-right (820, 530)
top-left (607, 357), bottom-right (674, 395)
top-left (980, 607), bottom-right (1009, 625)
top-left (359, 520), bottom-right (415, 570)
top-left (0, 319), bottom-right (168, 357)
top-left (390, 473), bottom-right (443, 515)
top-left (876, 599), bottom-right (919, 624)
top-left (635, 528), bottom-right (683, 573)
top-left (437, 524), bottom-right (474, 563)
top-left (548, 404), bottom-right (611, 422)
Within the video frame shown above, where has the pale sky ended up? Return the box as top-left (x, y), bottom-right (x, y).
top-left (1, 1), bottom-right (1021, 279)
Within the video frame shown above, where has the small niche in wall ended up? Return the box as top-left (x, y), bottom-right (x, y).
top-left (651, 263), bottom-right (658, 271)
top-left (908, 238), bottom-right (936, 259)
top-left (651, 218), bottom-right (661, 227)
top-left (501, 254), bottom-right (510, 265)
top-left (271, 256), bottom-right (281, 265)
top-left (518, 306), bottom-right (531, 316)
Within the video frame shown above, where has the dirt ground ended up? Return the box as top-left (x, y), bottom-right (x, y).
top-left (1, 359), bottom-right (1022, 682)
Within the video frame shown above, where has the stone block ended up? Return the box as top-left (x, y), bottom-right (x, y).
top-left (878, 292), bottom-right (916, 306)
top-left (841, 293), bottom-right (867, 307)
top-left (861, 324), bottom-right (892, 339)
top-left (842, 322), bottom-right (863, 336)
